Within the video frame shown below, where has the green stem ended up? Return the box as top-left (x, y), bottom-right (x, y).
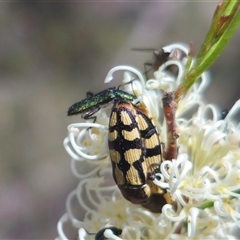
top-left (175, 1), bottom-right (240, 101)
top-left (196, 1), bottom-right (235, 61)
top-left (196, 4), bottom-right (240, 73)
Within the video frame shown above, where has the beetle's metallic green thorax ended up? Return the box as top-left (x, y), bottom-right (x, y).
top-left (113, 90), bottom-right (137, 103)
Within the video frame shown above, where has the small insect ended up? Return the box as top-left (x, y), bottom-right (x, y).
top-left (132, 46), bottom-right (187, 77)
top-left (108, 100), bottom-right (171, 212)
top-left (95, 226), bottom-right (122, 240)
top-left (145, 48), bottom-right (170, 72)
top-left (132, 48), bottom-right (170, 76)
top-left (67, 87), bottom-right (137, 122)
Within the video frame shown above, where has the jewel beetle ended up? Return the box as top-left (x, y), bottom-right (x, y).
top-left (68, 87), bottom-right (137, 122)
top-left (108, 100), bottom-right (171, 212)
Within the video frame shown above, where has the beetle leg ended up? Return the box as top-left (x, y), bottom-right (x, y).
top-left (83, 107), bottom-right (101, 123)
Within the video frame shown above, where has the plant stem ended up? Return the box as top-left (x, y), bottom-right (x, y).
top-left (175, 1), bottom-right (240, 102)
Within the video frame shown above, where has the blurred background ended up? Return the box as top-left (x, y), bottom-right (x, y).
top-left (0, 2), bottom-right (239, 239)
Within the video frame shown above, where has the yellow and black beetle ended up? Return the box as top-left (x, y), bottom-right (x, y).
top-left (108, 100), bottom-right (171, 212)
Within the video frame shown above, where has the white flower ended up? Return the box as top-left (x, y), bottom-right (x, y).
top-left (56, 43), bottom-right (240, 239)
